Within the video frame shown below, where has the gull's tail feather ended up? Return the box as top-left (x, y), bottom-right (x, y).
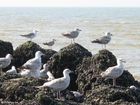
top-left (93, 75), bottom-right (102, 78)
top-left (62, 33), bottom-right (69, 36)
top-left (35, 86), bottom-right (44, 89)
top-left (43, 43), bottom-right (49, 45)
top-left (20, 34), bottom-right (27, 37)
top-left (91, 40), bottom-right (100, 43)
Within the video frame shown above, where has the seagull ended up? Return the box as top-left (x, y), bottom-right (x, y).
top-left (47, 71), bottom-right (55, 81)
top-left (91, 32), bottom-right (112, 49)
top-left (37, 69), bottom-right (72, 99)
top-left (19, 51), bottom-right (44, 72)
top-left (129, 85), bottom-right (137, 90)
top-left (20, 69), bottom-right (31, 77)
top-left (43, 39), bottom-right (56, 49)
top-left (31, 69), bottom-right (40, 78)
top-left (6, 66), bottom-right (17, 74)
top-left (0, 54), bottom-right (13, 74)
top-left (40, 64), bottom-right (55, 81)
top-left (20, 68), bottom-right (40, 78)
top-left (40, 64), bottom-right (48, 78)
top-left (20, 30), bottom-right (39, 41)
top-left (62, 28), bottom-right (82, 43)
top-left (100, 58), bottom-right (125, 86)
top-left (71, 91), bottom-right (83, 98)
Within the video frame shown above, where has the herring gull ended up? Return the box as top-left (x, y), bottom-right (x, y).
top-left (47, 71), bottom-right (55, 81)
top-left (71, 91), bottom-right (83, 98)
top-left (40, 64), bottom-right (55, 81)
top-left (20, 68), bottom-right (40, 78)
top-left (20, 69), bottom-right (31, 77)
top-left (91, 32), bottom-right (112, 49)
top-left (100, 58), bottom-right (125, 86)
top-left (20, 30), bottom-right (39, 41)
top-left (19, 51), bottom-right (44, 72)
top-left (37, 68), bottom-right (72, 99)
top-left (6, 66), bottom-right (17, 74)
top-left (129, 85), bottom-right (137, 90)
top-left (0, 54), bottom-right (13, 74)
top-left (40, 64), bottom-right (48, 78)
top-left (62, 28), bottom-right (81, 43)
top-left (43, 39), bottom-right (56, 49)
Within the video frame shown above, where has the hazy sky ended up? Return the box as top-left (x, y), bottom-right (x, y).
top-left (0, 0), bottom-right (139, 7)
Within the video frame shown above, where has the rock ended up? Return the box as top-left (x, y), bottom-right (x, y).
top-left (0, 74), bottom-right (81, 105)
top-left (76, 50), bottom-right (117, 94)
top-left (75, 49), bottom-right (139, 104)
top-left (13, 41), bottom-right (56, 69)
top-left (0, 43), bottom-right (140, 104)
top-left (47, 43), bottom-right (92, 90)
top-left (0, 40), bottom-right (13, 72)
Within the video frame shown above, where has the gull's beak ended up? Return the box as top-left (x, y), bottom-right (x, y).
top-left (11, 55), bottom-right (14, 59)
top-left (123, 60), bottom-right (126, 63)
top-left (121, 60), bottom-right (126, 63)
top-left (70, 70), bottom-right (74, 73)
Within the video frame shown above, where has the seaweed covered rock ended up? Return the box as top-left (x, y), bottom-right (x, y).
top-left (0, 40), bottom-right (13, 71)
top-left (13, 41), bottom-right (56, 68)
top-left (0, 74), bottom-right (82, 105)
top-left (47, 43), bottom-right (92, 90)
top-left (83, 85), bottom-right (140, 105)
top-left (75, 49), bottom-right (139, 104)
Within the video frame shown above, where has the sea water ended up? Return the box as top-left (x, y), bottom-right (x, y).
top-left (0, 7), bottom-right (139, 80)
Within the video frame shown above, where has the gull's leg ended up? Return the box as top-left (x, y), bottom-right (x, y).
top-left (73, 38), bottom-right (75, 43)
top-left (105, 44), bottom-right (106, 49)
top-left (71, 39), bottom-right (72, 44)
top-left (0, 68), bottom-right (2, 75)
top-left (49, 46), bottom-right (52, 50)
top-left (102, 44), bottom-right (104, 49)
top-left (57, 91), bottom-right (61, 100)
top-left (113, 78), bottom-right (116, 86)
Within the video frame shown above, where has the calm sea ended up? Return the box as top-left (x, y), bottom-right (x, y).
top-left (0, 7), bottom-right (140, 79)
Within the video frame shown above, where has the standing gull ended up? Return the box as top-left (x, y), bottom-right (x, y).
top-left (62, 28), bottom-right (82, 43)
top-left (6, 66), bottom-right (17, 74)
top-left (100, 58), bottom-right (125, 86)
top-left (19, 51), bottom-right (44, 73)
top-left (20, 30), bottom-right (39, 41)
top-left (91, 32), bottom-right (112, 49)
top-left (37, 69), bottom-right (72, 99)
top-left (43, 39), bottom-right (56, 49)
top-left (0, 54), bottom-right (13, 74)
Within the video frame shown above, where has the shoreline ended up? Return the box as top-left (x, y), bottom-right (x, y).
top-left (133, 75), bottom-right (140, 82)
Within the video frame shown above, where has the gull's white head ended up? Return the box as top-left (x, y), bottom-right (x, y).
top-left (105, 32), bottom-right (112, 36)
top-left (35, 51), bottom-right (44, 57)
top-left (63, 68), bottom-right (73, 75)
top-left (43, 64), bottom-right (48, 69)
top-left (117, 58), bottom-right (126, 64)
top-left (12, 66), bottom-right (16, 70)
top-left (6, 54), bottom-right (13, 59)
top-left (75, 28), bottom-right (82, 32)
top-left (33, 30), bottom-right (39, 33)
top-left (53, 39), bottom-right (56, 41)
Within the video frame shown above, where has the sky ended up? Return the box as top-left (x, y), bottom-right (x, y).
top-left (0, 0), bottom-right (140, 7)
